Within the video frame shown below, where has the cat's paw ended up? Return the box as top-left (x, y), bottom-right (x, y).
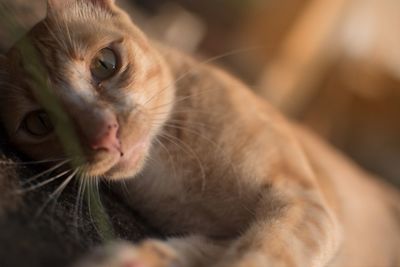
top-left (74, 240), bottom-right (182, 267)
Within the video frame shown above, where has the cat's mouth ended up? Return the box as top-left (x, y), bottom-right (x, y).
top-left (103, 136), bottom-right (150, 179)
top-left (74, 129), bottom-right (151, 180)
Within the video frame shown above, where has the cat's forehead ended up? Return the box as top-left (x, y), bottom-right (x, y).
top-left (32, 21), bottom-right (122, 56)
top-left (47, 0), bottom-right (114, 22)
top-left (28, 3), bottom-right (123, 60)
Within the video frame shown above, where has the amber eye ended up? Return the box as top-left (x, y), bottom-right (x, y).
top-left (90, 48), bottom-right (118, 81)
top-left (23, 110), bottom-right (54, 137)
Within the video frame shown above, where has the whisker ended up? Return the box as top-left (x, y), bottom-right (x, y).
top-left (154, 137), bottom-right (178, 180)
top-left (0, 82), bottom-right (27, 92)
top-left (165, 119), bottom-right (211, 128)
top-left (163, 123), bottom-right (214, 143)
top-left (120, 179), bottom-right (131, 197)
top-left (145, 108), bottom-right (213, 121)
top-left (155, 120), bottom-right (212, 134)
top-left (20, 159), bottom-right (71, 185)
top-left (16, 169), bottom-right (72, 194)
top-left (48, 169), bottom-right (82, 215)
top-left (73, 170), bottom-right (85, 229)
top-left (178, 129), bottom-right (243, 195)
top-left (73, 170), bottom-right (89, 237)
top-left (158, 124), bottom-right (243, 198)
top-left (86, 177), bottom-right (98, 233)
top-left (0, 157), bottom-right (69, 166)
top-left (159, 132), bottom-right (207, 193)
top-left (143, 46), bottom-right (260, 108)
top-left (34, 169), bottom-right (78, 218)
top-left (145, 87), bottom-right (217, 113)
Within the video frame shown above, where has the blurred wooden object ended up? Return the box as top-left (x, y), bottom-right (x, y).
top-left (258, 0), bottom-right (400, 114)
top-left (258, 0), bottom-right (348, 114)
top-left (245, 0), bottom-right (400, 185)
top-left (301, 58), bottom-right (400, 185)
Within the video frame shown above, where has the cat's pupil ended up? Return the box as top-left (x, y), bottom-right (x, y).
top-left (23, 110), bottom-right (53, 137)
top-left (91, 48), bottom-right (118, 81)
top-left (99, 60), bottom-right (109, 69)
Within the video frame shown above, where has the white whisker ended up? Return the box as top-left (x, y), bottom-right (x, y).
top-left (20, 159), bottom-right (71, 185)
top-left (73, 170), bottom-right (85, 229)
top-left (143, 46), bottom-right (260, 108)
top-left (16, 169), bottom-right (72, 194)
top-left (0, 157), bottom-right (69, 166)
top-left (35, 169), bottom-right (78, 218)
top-left (159, 132), bottom-right (207, 194)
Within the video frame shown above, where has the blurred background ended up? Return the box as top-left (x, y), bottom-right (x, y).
top-left (1, 0), bottom-right (399, 187)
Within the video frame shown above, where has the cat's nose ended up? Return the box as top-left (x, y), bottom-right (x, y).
top-left (89, 120), bottom-right (121, 154)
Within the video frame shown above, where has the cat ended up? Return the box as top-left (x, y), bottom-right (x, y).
top-left (0, 0), bottom-right (399, 267)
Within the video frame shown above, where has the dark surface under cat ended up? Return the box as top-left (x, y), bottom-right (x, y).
top-left (0, 150), bottom-right (157, 267)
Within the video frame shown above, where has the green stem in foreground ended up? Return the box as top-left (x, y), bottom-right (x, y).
top-left (1, 3), bottom-right (115, 241)
top-left (87, 184), bottom-right (115, 242)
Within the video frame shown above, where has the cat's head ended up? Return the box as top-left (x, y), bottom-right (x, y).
top-left (0, 0), bottom-right (175, 180)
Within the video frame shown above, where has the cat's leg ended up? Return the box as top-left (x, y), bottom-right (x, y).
top-left (74, 235), bottom-right (224, 267)
top-left (75, 186), bottom-right (342, 267)
top-left (214, 188), bottom-right (343, 267)
top-left (75, 195), bottom-right (341, 267)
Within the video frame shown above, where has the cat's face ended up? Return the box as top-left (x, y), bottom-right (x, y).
top-left (0, 0), bottom-right (174, 180)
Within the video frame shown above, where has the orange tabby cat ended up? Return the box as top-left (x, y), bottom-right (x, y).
top-left (0, 0), bottom-right (399, 267)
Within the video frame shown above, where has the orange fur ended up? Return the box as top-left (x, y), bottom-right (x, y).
top-left (0, 1), bottom-right (399, 267)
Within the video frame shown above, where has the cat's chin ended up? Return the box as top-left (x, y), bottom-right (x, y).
top-left (101, 137), bottom-right (150, 181)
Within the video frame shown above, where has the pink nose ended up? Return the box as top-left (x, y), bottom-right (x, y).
top-left (90, 121), bottom-right (121, 153)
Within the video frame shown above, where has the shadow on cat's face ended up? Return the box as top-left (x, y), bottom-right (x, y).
top-left (0, 0), bottom-right (174, 180)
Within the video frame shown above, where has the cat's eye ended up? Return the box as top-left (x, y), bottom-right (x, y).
top-left (90, 48), bottom-right (118, 81)
top-left (23, 110), bottom-right (54, 137)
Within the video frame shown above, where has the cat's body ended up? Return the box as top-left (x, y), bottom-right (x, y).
top-left (122, 45), bottom-right (400, 267)
top-left (0, 1), bottom-right (399, 267)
